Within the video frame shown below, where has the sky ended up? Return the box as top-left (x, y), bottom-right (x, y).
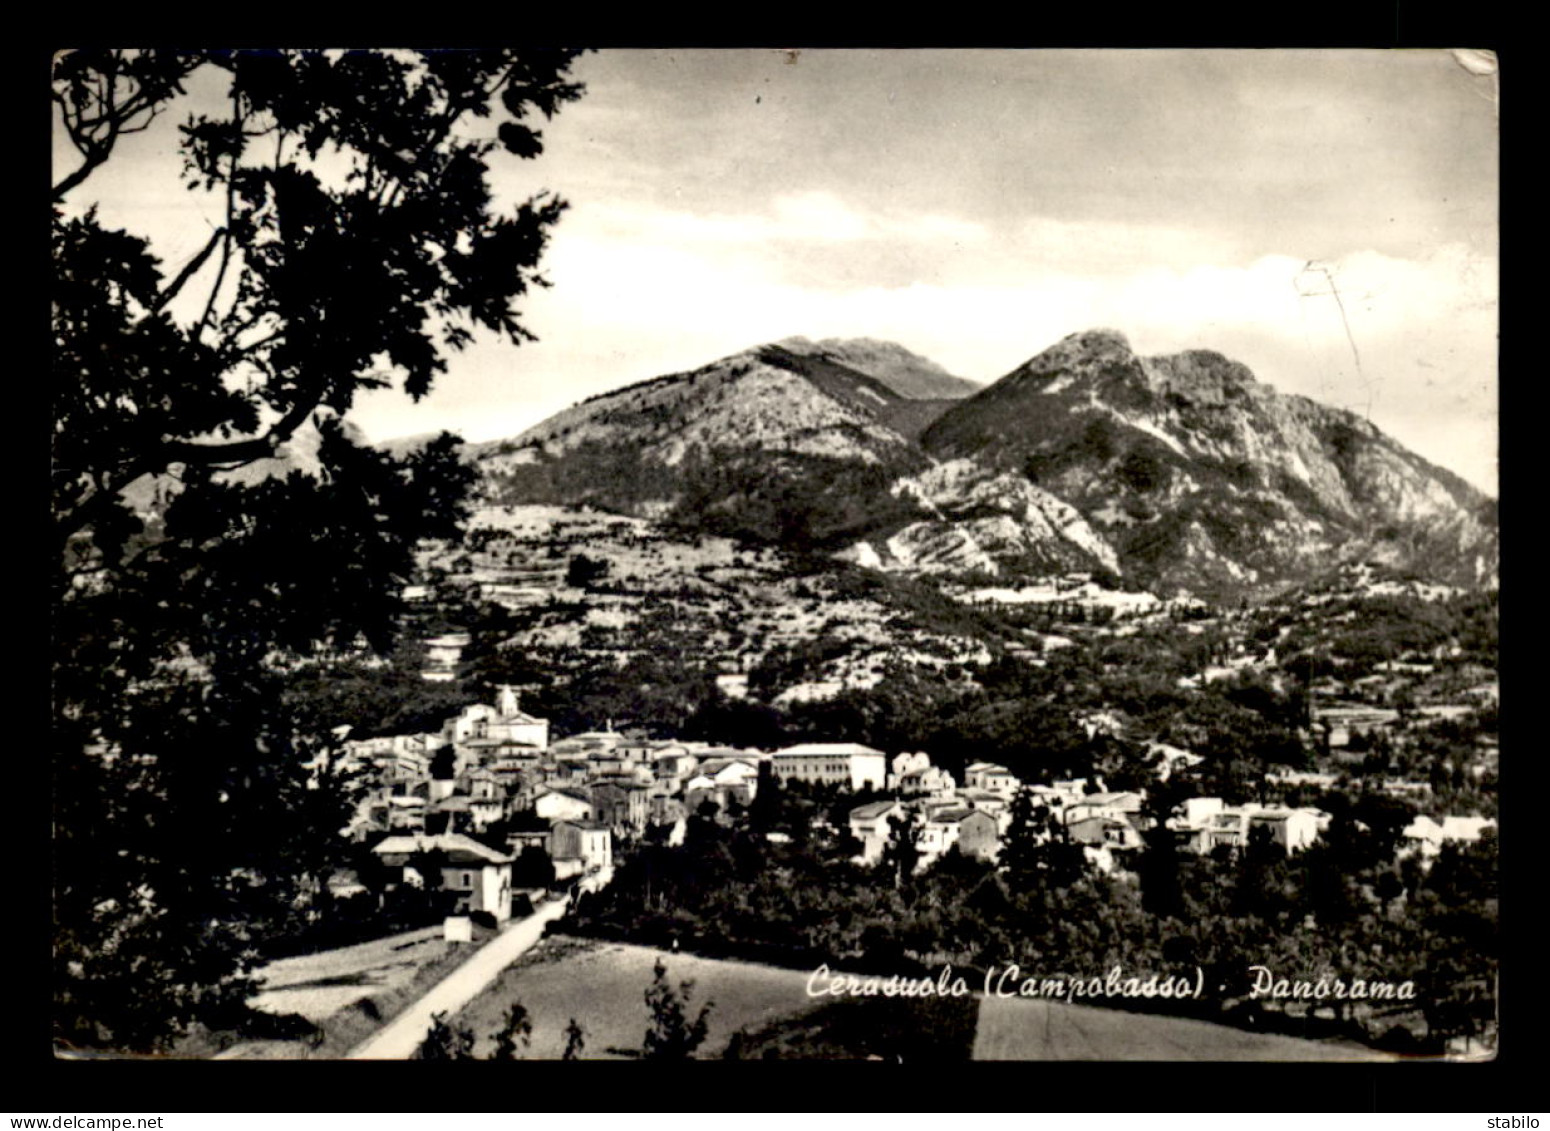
top-left (55, 49), bottom-right (1499, 494)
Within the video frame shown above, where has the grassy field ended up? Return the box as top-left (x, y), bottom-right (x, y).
top-left (247, 926), bottom-right (450, 1022)
top-left (206, 925), bottom-right (498, 1059)
top-left (448, 934), bottom-right (1399, 1062)
top-left (448, 935), bottom-right (831, 1059)
top-left (193, 927), bottom-right (1405, 1061)
top-left (728, 994), bottom-right (980, 1061)
top-left (972, 994), bottom-right (1394, 1061)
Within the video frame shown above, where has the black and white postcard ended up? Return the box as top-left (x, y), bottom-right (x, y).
top-left (51, 47), bottom-right (1499, 1065)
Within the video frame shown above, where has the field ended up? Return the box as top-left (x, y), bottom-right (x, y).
top-left (448, 936), bottom-right (829, 1059)
top-left (447, 935), bottom-right (1398, 1061)
top-left (247, 926), bottom-right (452, 1022)
top-left (207, 925), bottom-right (496, 1059)
top-left (971, 994), bottom-right (1394, 1061)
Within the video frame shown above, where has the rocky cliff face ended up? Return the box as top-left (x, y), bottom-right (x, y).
top-left (840, 459), bottom-right (1120, 577)
top-left (921, 329), bottom-right (1497, 595)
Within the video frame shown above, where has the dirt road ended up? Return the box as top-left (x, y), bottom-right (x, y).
top-left (346, 898), bottom-right (571, 1059)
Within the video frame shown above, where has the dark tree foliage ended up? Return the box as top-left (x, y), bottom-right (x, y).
top-left (642, 959), bottom-right (713, 1059)
top-left (880, 806), bottom-right (924, 887)
top-left (491, 1001), bottom-right (533, 1060)
top-left (564, 553), bottom-right (609, 588)
top-left (512, 844), bottom-right (557, 888)
top-left (999, 786), bottom-right (1044, 881)
top-left (428, 743), bottom-right (459, 781)
top-left (414, 1011), bottom-right (477, 1060)
top-left (52, 48), bottom-right (586, 1052)
top-left (561, 1017), bottom-right (587, 1060)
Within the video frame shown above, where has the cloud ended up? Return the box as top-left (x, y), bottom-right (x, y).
top-left (355, 191), bottom-right (1496, 494)
top-left (578, 192), bottom-right (990, 250)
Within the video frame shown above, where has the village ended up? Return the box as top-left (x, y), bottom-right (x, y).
top-left (336, 679), bottom-right (1497, 929)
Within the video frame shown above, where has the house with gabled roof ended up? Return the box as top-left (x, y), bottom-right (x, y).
top-left (895, 764), bottom-right (957, 800)
top-left (550, 819), bottom-right (612, 875)
top-left (919, 807), bottom-right (999, 867)
top-left (1063, 791), bottom-right (1143, 827)
top-left (652, 748), bottom-right (700, 788)
top-left (589, 777), bottom-right (653, 832)
top-left (964, 762), bottom-right (1020, 798)
top-left (848, 799), bottom-right (905, 863)
top-left (533, 785), bottom-right (594, 822)
top-left (370, 832), bottom-right (514, 921)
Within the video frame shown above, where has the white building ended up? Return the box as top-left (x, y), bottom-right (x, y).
top-left (549, 819), bottom-right (612, 873)
top-left (772, 743), bottom-right (887, 791)
top-left (371, 833), bottom-right (514, 921)
top-left (848, 800), bottom-right (905, 864)
top-left (443, 686), bottom-right (550, 767)
top-left (533, 786), bottom-right (594, 823)
top-left (963, 762), bottom-right (1021, 799)
top-left (1402, 814), bottom-right (1497, 858)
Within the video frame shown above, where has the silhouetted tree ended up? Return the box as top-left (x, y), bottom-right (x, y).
top-left (415, 1011), bottom-right (476, 1060)
top-left (642, 959), bottom-right (713, 1059)
top-left (491, 1001), bottom-right (532, 1060)
top-left (562, 1017), bottom-right (587, 1060)
top-left (881, 806), bottom-right (924, 885)
top-left (53, 48), bottom-right (586, 1051)
top-left (1000, 786), bottom-right (1043, 881)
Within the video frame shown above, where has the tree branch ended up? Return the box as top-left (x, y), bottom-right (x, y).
top-left (195, 97), bottom-right (245, 341)
top-left (55, 367), bottom-right (330, 549)
top-left (52, 52), bottom-right (203, 201)
top-left (152, 228), bottom-right (225, 313)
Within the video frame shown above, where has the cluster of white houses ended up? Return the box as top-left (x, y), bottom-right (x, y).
top-left (344, 689), bottom-right (897, 918)
top-left (343, 687), bottom-right (1496, 917)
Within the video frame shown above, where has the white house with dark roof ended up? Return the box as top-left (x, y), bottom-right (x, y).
top-left (370, 832), bottom-right (514, 921)
top-left (1249, 808), bottom-right (1323, 853)
top-left (549, 819), bottom-right (612, 874)
top-left (848, 799), bottom-right (905, 863)
top-left (964, 762), bottom-right (1020, 798)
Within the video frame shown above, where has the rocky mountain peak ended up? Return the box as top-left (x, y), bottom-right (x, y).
top-left (1054, 327), bottom-right (1134, 356)
top-left (1143, 349), bottom-right (1265, 406)
top-left (773, 336), bottom-right (980, 400)
top-left (921, 330), bottom-right (1497, 596)
top-left (993, 328), bottom-right (1144, 397)
top-left (461, 328), bottom-right (1494, 601)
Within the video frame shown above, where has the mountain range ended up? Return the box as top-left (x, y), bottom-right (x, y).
top-left (107, 313), bottom-right (1497, 605)
top-left (456, 329), bottom-right (1495, 600)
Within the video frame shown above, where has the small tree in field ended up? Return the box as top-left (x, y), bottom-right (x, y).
top-left (414, 1011), bottom-right (476, 1060)
top-left (561, 1017), bottom-right (586, 1060)
top-left (642, 959), bottom-right (713, 1059)
top-left (490, 1000), bottom-right (532, 1060)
